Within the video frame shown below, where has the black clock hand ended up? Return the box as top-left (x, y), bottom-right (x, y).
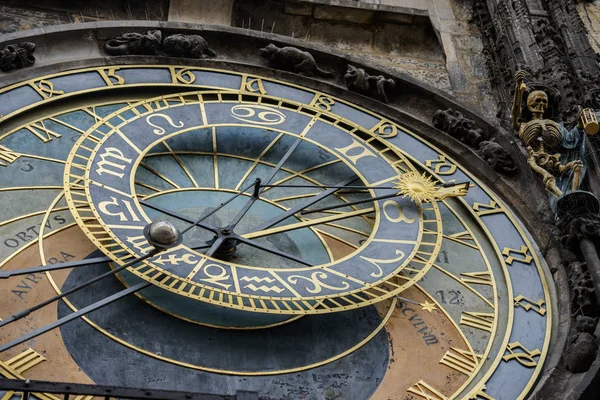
top-left (139, 180), bottom-right (259, 235)
top-left (251, 176), bottom-right (358, 232)
top-left (232, 234), bottom-right (312, 266)
top-left (225, 134), bottom-right (305, 231)
top-left (301, 192), bottom-right (400, 215)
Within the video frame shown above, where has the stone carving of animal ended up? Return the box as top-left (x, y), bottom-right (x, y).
top-left (344, 65), bottom-right (395, 103)
top-left (259, 44), bottom-right (333, 78)
top-left (104, 30), bottom-right (216, 59)
top-left (162, 34), bottom-right (217, 58)
top-left (0, 42), bottom-right (36, 72)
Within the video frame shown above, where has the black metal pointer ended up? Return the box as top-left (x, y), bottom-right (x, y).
top-left (224, 134), bottom-right (306, 231)
top-left (250, 176), bottom-right (358, 232)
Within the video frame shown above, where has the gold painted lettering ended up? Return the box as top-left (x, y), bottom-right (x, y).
top-left (468, 385), bottom-right (496, 400)
top-left (502, 245), bottom-right (533, 265)
top-left (310, 94), bottom-right (335, 111)
top-left (371, 120), bottom-right (398, 139)
top-left (172, 68), bottom-right (196, 84)
top-left (197, 263), bottom-right (231, 290)
top-left (32, 79), bottom-right (64, 98)
top-left (230, 105), bottom-right (285, 125)
top-left (460, 272), bottom-right (492, 286)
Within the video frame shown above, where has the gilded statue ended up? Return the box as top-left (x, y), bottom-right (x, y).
top-left (512, 71), bottom-right (598, 198)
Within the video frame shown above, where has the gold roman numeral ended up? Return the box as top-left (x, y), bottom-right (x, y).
top-left (460, 272), bottom-right (492, 286)
top-left (407, 380), bottom-right (447, 400)
top-left (0, 145), bottom-right (20, 167)
top-left (440, 347), bottom-right (481, 375)
top-left (24, 121), bottom-right (62, 143)
top-left (460, 311), bottom-right (494, 332)
top-left (334, 139), bottom-right (377, 165)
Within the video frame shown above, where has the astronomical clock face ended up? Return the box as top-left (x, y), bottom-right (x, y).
top-left (0, 66), bottom-right (553, 400)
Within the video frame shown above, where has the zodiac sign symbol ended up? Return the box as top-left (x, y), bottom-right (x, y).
top-left (287, 271), bottom-right (349, 294)
top-left (361, 250), bottom-right (405, 278)
top-left (230, 105), bottom-right (286, 125)
top-left (146, 113), bottom-right (185, 135)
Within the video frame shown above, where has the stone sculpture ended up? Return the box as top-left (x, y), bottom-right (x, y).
top-left (0, 42), bottom-right (36, 72)
top-left (566, 316), bottom-right (598, 373)
top-left (105, 30), bottom-right (216, 59)
top-left (259, 44), bottom-right (333, 78)
top-left (432, 108), bottom-right (517, 175)
top-left (512, 71), bottom-right (597, 198)
top-left (344, 65), bottom-right (395, 103)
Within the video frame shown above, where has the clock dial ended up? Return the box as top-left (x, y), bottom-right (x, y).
top-left (0, 66), bottom-right (552, 400)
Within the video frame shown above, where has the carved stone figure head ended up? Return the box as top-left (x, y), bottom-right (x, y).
top-left (527, 90), bottom-right (549, 115)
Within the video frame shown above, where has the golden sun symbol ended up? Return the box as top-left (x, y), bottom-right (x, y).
top-left (393, 172), bottom-right (438, 203)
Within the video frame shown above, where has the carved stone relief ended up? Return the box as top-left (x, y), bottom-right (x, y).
top-left (105, 30), bottom-right (216, 59)
top-left (259, 44), bottom-right (333, 78)
top-left (0, 42), bottom-right (35, 72)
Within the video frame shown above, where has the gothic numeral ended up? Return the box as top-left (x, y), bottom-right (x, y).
top-left (310, 94), bottom-right (335, 111)
top-left (460, 311), bottom-right (494, 332)
top-left (425, 155), bottom-right (456, 175)
top-left (95, 147), bottom-right (133, 179)
top-left (472, 200), bottom-right (503, 216)
top-left (407, 380), bottom-right (447, 400)
top-left (241, 76), bottom-right (267, 94)
top-left (31, 79), bottom-right (64, 98)
top-left (171, 67), bottom-right (196, 84)
top-left (98, 67), bottom-right (125, 86)
top-left (0, 145), bottom-right (20, 167)
top-left (440, 347), bottom-right (481, 375)
top-left (502, 342), bottom-right (541, 368)
top-left (514, 295), bottom-right (547, 316)
top-left (370, 120), bottom-right (398, 138)
top-left (502, 245), bottom-right (533, 265)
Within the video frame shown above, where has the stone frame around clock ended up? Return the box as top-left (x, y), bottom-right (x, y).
top-left (0, 21), bottom-right (574, 399)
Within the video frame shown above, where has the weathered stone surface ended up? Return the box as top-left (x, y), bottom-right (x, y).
top-left (284, 2), bottom-right (313, 16)
top-left (567, 332), bottom-right (598, 373)
top-left (314, 5), bottom-right (375, 25)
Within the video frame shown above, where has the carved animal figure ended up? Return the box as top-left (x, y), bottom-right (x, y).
top-left (432, 108), bottom-right (485, 147)
top-left (259, 44), bottom-right (333, 78)
top-left (104, 30), bottom-right (216, 59)
top-left (104, 30), bottom-right (162, 56)
top-left (344, 65), bottom-right (395, 103)
top-left (478, 140), bottom-right (517, 176)
top-left (162, 34), bottom-right (217, 59)
top-left (0, 42), bottom-right (36, 72)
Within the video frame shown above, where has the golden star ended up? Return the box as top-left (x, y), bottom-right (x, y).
top-left (420, 301), bottom-right (438, 313)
